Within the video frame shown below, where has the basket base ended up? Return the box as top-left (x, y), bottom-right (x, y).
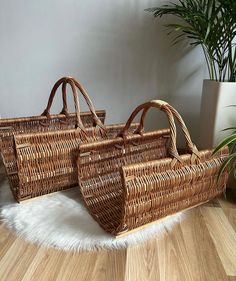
top-left (115, 200), bottom-right (210, 238)
top-left (17, 186), bottom-right (79, 204)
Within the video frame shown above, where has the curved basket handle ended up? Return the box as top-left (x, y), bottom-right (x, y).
top-left (61, 79), bottom-right (105, 130)
top-left (119, 100), bottom-right (199, 162)
top-left (61, 78), bottom-right (85, 130)
top-left (134, 102), bottom-right (197, 153)
top-left (42, 77), bottom-right (89, 131)
top-left (42, 77), bottom-right (106, 131)
top-left (42, 77), bottom-right (68, 117)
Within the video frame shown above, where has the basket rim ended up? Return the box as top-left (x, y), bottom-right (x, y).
top-left (78, 128), bottom-right (170, 151)
top-left (121, 147), bottom-right (229, 172)
top-left (12, 122), bottom-right (140, 140)
top-left (0, 110), bottom-right (106, 124)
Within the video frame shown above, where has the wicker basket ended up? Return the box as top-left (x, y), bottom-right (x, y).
top-left (77, 100), bottom-right (229, 236)
top-left (10, 79), bottom-right (140, 202)
top-left (0, 76), bottom-right (107, 201)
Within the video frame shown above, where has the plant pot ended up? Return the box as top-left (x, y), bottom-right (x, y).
top-left (199, 80), bottom-right (236, 149)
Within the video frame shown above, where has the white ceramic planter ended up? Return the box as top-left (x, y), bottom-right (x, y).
top-left (199, 80), bottom-right (236, 149)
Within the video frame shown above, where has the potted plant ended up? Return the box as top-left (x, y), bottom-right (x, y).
top-left (147, 0), bottom-right (236, 149)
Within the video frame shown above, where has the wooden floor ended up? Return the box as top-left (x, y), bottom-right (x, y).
top-left (1, 190), bottom-right (236, 281)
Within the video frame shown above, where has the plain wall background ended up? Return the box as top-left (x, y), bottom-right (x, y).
top-left (0, 0), bottom-right (207, 143)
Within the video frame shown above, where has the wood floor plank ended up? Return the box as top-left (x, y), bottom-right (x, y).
top-left (21, 247), bottom-right (66, 281)
top-left (21, 246), bottom-right (59, 281)
top-left (125, 239), bottom-right (160, 281)
top-left (155, 224), bottom-right (195, 281)
top-left (218, 193), bottom-right (236, 234)
top-left (124, 206), bottom-right (234, 281)
top-left (21, 247), bottom-right (127, 281)
top-left (221, 207), bottom-right (236, 233)
top-left (57, 251), bottom-right (98, 281)
top-left (0, 236), bottom-right (38, 281)
top-left (201, 207), bottom-right (236, 276)
top-left (180, 207), bottom-right (230, 281)
top-left (0, 224), bottom-right (16, 261)
top-left (55, 248), bottom-right (126, 281)
top-left (125, 212), bottom-right (201, 281)
top-left (153, 207), bottom-right (229, 281)
top-left (104, 249), bottom-right (127, 281)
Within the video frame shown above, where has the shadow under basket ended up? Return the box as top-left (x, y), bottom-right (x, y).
top-left (77, 100), bottom-right (230, 236)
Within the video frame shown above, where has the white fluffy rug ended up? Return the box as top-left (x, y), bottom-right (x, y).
top-left (0, 176), bottom-right (184, 252)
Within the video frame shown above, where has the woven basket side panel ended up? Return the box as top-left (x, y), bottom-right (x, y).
top-left (78, 135), bottom-right (170, 234)
top-left (14, 123), bottom-right (139, 200)
top-left (118, 149), bottom-right (229, 234)
top-left (0, 111), bottom-right (105, 195)
top-left (0, 111), bottom-right (106, 145)
top-left (78, 147), bottom-right (228, 235)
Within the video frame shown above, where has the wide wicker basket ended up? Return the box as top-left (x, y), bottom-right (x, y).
top-left (0, 76), bottom-right (106, 201)
top-left (77, 100), bottom-right (229, 236)
top-left (0, 76), bottom-right (107, 200)
top-left (8, 78), bottom-right (140, 202)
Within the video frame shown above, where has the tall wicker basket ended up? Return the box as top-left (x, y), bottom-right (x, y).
top-left (0, 76), bottom-right (106, 201)
top-left (0, 77), bottom-right (106, 197)
top-left (6, 78), bottom-right (140, 202)
top-left (77, 100), bottom-right (229, 236)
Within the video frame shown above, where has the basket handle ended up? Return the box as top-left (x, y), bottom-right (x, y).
top-left (61, 78), bottom-right (85, 130)
top-left (42, 77), bottom-right (70, 117)
top-left (120, 100), bottom-right (200, 162)
top-left (61, 78), bottom-right (105, 130)
top-left (42, 77), bottom-right (106, 130)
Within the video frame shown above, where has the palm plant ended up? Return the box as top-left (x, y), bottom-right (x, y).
top-left (214, 128), bottom-right (236, 180)
top-left (147, 0), bottom-right (236, 82)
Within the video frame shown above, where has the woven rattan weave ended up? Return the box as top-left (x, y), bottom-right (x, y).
top-left (10, 78), bottom-right (141, 201)
top-left (0, 76), bottom-right (107, 201)
top-left (77, 100), bottom-right (229, 236)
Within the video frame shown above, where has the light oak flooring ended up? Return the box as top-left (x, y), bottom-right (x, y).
top-left (0, 193), bottom-right (236, 281)
top-left (0, 166), bottom-right (236, 281)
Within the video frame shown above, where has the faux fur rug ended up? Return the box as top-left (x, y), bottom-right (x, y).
top-left (0, 176), bottom-right (184, 252)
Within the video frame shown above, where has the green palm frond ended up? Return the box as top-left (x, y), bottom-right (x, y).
top-left (217, 153), bottom-right (236, 181)
top-left (213, 133), bottom-right (236, 154)
top-left (214, 133), bottom-right (236, 180)
top-left (146, 0), bottom-right (236, 82)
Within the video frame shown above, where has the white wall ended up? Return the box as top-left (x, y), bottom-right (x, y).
top-left (0, 0), bottom-right (207, 143)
